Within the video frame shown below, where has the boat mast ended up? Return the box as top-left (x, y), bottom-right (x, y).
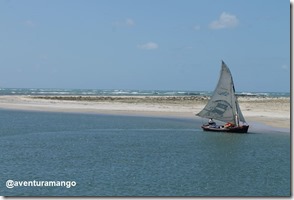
top-left (234, 95), bottom-right (240, 126)
top-left (235, 110), bottom-right (239, 126)
top-left (230, 62), bottom-right (240, 127)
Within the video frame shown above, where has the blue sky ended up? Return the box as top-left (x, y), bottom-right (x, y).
top-left (0, 0), bottom-right (290, 92)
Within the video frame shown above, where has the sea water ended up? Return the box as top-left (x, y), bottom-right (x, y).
top-left (0, 109), bottom-right (290, 196)
top-left (0, 88), bottom-right (290, 97)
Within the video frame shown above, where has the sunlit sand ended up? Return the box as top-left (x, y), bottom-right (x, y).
top-left (0, 95), bottom-right (289, 130)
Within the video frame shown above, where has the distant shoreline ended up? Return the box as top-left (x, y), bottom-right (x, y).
top-left (0, 95), bottom-right (289, 132)
top-left (0, 88), bottom-right (290, 98)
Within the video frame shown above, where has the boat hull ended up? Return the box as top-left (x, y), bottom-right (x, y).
top-left (201, 125), bottom-right (249, 133)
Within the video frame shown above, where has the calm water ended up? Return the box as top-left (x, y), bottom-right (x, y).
top-left (0, 109), bottom-right (290, 196)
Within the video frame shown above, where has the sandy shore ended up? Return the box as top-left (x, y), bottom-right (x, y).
top-left (0, 95), bottom-right (290, 130)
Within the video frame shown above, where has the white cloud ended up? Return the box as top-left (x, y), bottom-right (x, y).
top-left (137, 42), bottom-right (159, 50)
top-left (209, 12), bottom-right (239, 29)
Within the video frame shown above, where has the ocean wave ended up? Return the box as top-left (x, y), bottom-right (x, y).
top-left (236, 92), bottom-right (269, 97)
top-left (0, 88), bottom-right (289, 97)
top-left (236, 92), bottom-right (289, 97)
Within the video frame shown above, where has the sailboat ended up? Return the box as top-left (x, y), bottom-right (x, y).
top-left (196, 61), bottom-right (249, 133)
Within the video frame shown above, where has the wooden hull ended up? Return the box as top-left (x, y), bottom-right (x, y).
top-left (201, 125), bottom-right (249, 133)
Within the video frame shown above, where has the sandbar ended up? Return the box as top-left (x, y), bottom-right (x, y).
top-left (0, 95), bottom-right (289, 132)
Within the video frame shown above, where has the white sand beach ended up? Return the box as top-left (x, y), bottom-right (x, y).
top-left (0, 95), bottom-right (289, 130)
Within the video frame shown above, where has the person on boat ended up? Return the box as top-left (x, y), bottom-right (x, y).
top-left (224, 122), bottom-right (234, 128)
top-left (208, 118), bottom-right (216, 127)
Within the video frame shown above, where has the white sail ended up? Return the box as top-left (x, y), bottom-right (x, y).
top-left (196, 61), bottom-right (246, 125)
